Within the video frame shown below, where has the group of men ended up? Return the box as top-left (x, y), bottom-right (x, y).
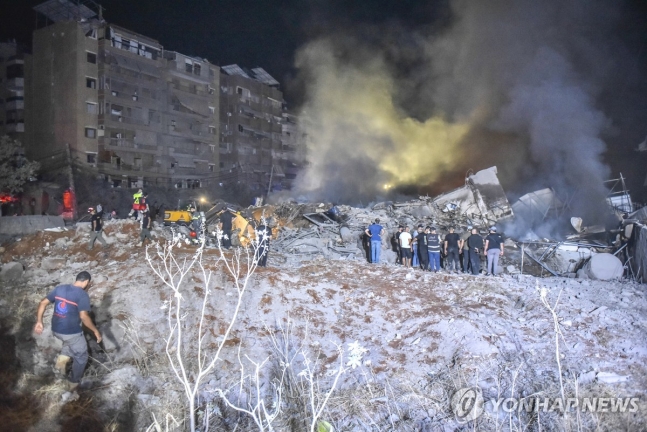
top-left (366, 219), bottom-right (505, 275)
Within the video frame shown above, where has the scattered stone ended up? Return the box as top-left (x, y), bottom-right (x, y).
top-left (596, 372), bottom-right (629, 384)
top-left (0, 262), bottom-right (24, 282)
top-left (582, 253), bottom-right (623, 281)
top-left (94, 274), bottom-right (108, 283)
top-left (41, 257), bottom-right (66, 270)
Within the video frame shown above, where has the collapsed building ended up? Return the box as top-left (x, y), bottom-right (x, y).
top-left (207, 166), bottom-right (644, 283)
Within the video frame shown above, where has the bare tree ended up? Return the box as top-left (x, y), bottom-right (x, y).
top-left (146, 228), bottom-right (262, 432)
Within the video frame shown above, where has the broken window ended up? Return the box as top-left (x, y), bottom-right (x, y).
top-left (86, 77), bottom-right (97, 89)
top-left (86, 52), bottom-right (97, 64)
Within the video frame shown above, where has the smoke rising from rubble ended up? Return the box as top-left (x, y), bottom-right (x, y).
top-left (292, 0), bottom-right (624, 222)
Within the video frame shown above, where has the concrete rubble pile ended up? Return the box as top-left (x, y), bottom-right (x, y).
top-left (263, 166), bottom-right (643, 281)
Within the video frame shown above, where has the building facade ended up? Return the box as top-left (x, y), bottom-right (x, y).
top-left (0, 42), bottom-right (26, 140)
top-left (219, 65), bottom-right (285, 192)
top-left (25, 2), bottom-right (219, 189)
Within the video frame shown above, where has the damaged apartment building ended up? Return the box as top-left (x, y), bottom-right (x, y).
top-left (0, 41), bottom-right (26, 140)
top-left (219, 65), bottom-right (289, 191)
top-left (24, 0), bottom-right (220, 189)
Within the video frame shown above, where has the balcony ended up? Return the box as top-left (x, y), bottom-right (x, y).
top-left (5, 78), bottom-right (24, 90)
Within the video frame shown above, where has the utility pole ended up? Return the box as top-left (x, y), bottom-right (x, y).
top-left (266, 164), bottom-right (274, 197)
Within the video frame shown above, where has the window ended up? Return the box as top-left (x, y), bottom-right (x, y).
top-left (111, 90), bottom-right (118, 96)
top-left (209, 145), bottom-right (215, 153)
top-left (238, 124), bottom-right (243, 133)
top-left (185, 61), bottom-right (193, 74)
top-left (236, 87), bottom-right (243, 95)
top-left (86, 153), bottom-right (97, 164)
top-left (209, 126), bottom-right (216, 135)
top-left (86, 102), bottom-right (97, 114)
top-left (209, 106), bottom-right (215, 114)
top-left (85, 127), bottom-right (97, 138)
top-left (209, 164), bottom-right (214, 172)
top-left (193, 63), bottom-right (201, 76)
top-left (86, 77), bottom-right (97, 89)
top-left (86, 52), bottom-right (97, 64)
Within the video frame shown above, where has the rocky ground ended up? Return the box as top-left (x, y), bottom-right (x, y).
top-left (0, 219), bottom-right (645, 431)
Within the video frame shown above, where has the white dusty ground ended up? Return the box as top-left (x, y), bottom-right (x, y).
top-left (1, 219), bottom-right (646, 431)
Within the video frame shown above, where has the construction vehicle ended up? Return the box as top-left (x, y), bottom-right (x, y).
top-left (163, 199), bottom-right (200, 226)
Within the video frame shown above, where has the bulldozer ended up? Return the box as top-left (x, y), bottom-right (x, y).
top-left (163, 200), bottom-right (200, 226)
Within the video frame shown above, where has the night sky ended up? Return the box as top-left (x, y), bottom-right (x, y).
top-left (2, 0), bottom-right (647, 201)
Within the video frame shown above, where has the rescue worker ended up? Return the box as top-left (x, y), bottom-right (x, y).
top-left (87, 207), bottom-right (108, 250)
top-left (416, 225), bottom-right (429, 270)
top-left (128, 189), bottom-right (143, 218)
top-left (427, 227), bottom-right (442, 272)
top-left (484, 226), bottom-right (504, 276)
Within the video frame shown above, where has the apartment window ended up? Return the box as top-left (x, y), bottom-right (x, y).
top-left (86, 52), bottom-right (97, 64)
top-left (111, 90), bottom-right (118, 96)
top-left (209, 144), bottom-right (215, 153)
top-left (193, 63), bottom-right (201, 76)
top-left (86, 102), bottom-right (97, 114)
top-left (85, 127), bottom-right (97, 138)
top-left (238, 124), bottom-right (243, 133)
top-left (209, 126), bottom-right (216, 135)
top-left (236, 87), bottom-right (243, 95)
top-left (86, 153), bottom-right (97, 164)
top-left (209, 164), bottom-right (214, 172)
top-left (209, 106), bottom-right (215, 114)
top-left (86, 77), bottom-right (97, 89)
top-left (185, 61), bottom-right (193, 74)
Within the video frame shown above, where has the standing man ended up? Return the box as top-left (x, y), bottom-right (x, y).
top-left (444, 227), bottom-right (461, 273)
top-left (393, 225), bottom-right (404, 265)
top-left (137, 209), bottom-right (153, 247)
top-left (365, 218), bottom-right (385, 264)
top-left (427, 227), bottom-right (442, 272)
top-left (219, 209), bottom-right (234, 249)
top-left (467, 228), bottom-right (484, 275)
top-left (34, 271), bottom-right (102, 390)
top-left (416, 225), bottom-right (429, 270)
top-left (460, 225), bottom-right (472, 273)
top-left (399, 226), bottom-right (413, 268)
top-left (255, 222), bottom-right (270, 267)
top-left (88, 207), bottom-right (108, 250)
top-left (484, 226), bottom-right (504, 275)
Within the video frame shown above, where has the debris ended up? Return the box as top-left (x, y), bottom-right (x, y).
top-left (582, 253), bottom-right (624, 281)
top-left (41, 257), bottom-right (67, 270)
top-left (0, 262), bottom-right (24, 282)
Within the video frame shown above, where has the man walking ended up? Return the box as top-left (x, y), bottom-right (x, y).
top-left (427, 227), bottom-right (442, 272)
top-left (365, 218), bottom-right (384, 264)
top-left (444, 227), bottom-right (461, 273)
top-left (88, 207), bottom-right (108, 250)
top-left (467, 228), bottom-right (484, 275)
top-left (137, 209), bottom-right (153, 247)
top-left (484, 226), bottom-right (504, 275)
top-left (416, 225), bottom-right (429, 270)
top-left (399, 226), bottom-right (413, 268)
top-left (34, 271), bottom-right (102, 390)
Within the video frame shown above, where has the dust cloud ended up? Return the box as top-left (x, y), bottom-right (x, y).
top-left (292, 0), bottom-right (629, 218)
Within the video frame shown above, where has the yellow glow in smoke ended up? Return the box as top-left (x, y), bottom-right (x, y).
top-left (297, 41), bottom-right (469, 192)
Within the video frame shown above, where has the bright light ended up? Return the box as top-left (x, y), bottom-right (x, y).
top-left (199, 197), bottom-right (206, 203)
top-left (383, 184), bottom-right (392, 190)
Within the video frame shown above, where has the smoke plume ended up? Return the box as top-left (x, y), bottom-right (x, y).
top-left (292, 0), bottom-right (629, 220)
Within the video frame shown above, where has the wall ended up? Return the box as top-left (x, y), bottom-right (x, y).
top-left (0, 215), bottom-right (64, 235)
